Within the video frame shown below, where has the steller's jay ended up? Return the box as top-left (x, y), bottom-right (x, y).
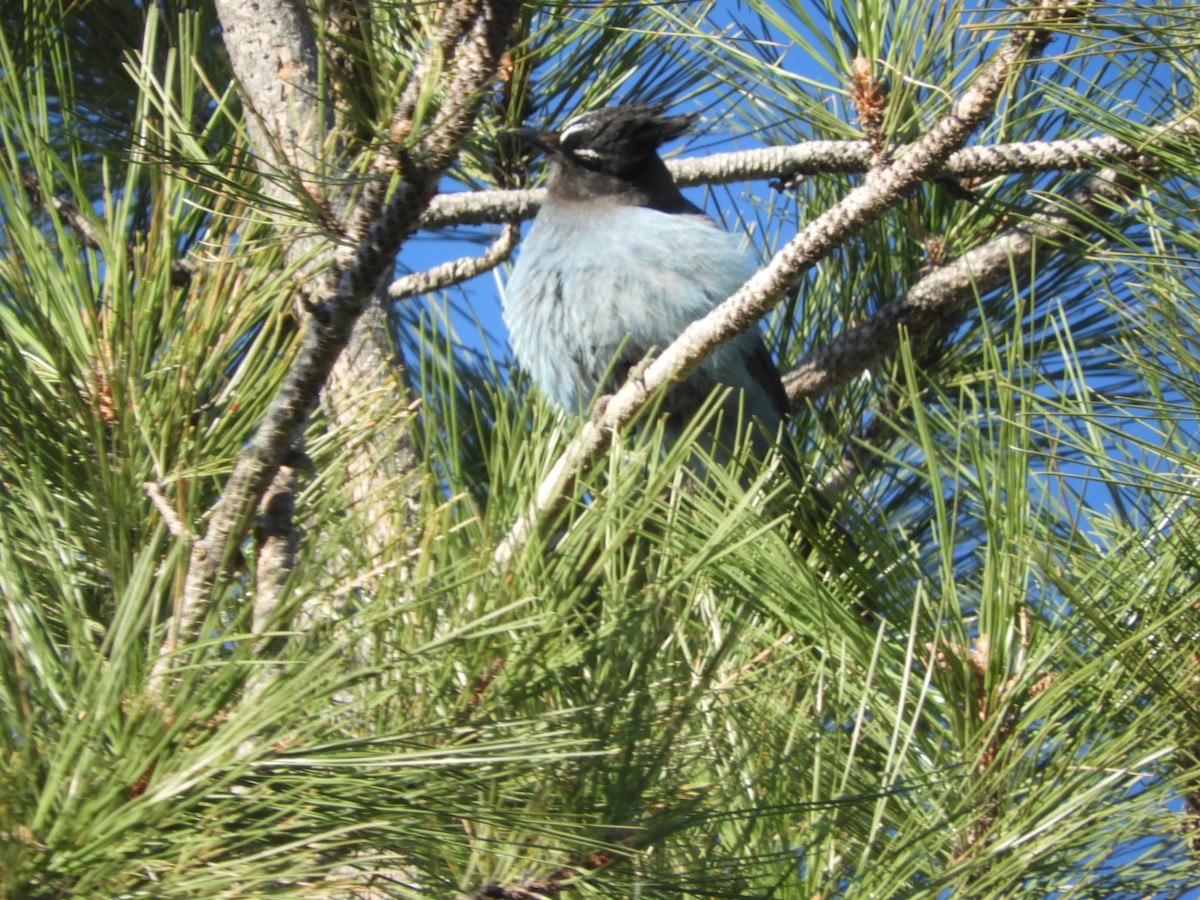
top-left (503, 104), bottom-right (790, 469)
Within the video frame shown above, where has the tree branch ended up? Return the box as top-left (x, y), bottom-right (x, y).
top-left (253, 465), bottom-right (299, 638)
top-left (493, 0), bottom-right (1082, 570)
top-left (419, 132), bottom-right (1156, 230)
top-left (807, 112), bottom-right (1197, 500)
top-left (143, 481), bottom-right (192, 541)
top-left (388, 222), bottom-right (520, 300)
top-left (21, 171), bottom-right (194, 285)
top-left (154, 0), bottom-right (523, 691)
top-left (783, 115), bottom-right (1200, 405)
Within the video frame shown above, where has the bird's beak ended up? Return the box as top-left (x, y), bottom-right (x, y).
top-left (509, 127), bottom-right (560, 155)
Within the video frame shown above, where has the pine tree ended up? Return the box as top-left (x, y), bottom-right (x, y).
top-left (2, 1), bottom-right (1199, 896)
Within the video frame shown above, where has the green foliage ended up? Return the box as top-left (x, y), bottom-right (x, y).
top-left (2, 1), bottom-right (1199, 898)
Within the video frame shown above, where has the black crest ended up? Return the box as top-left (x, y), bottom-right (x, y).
top-left (513, 104), bottom-right (700, 212)
top-left (555, 104), bottom-right (698, 173)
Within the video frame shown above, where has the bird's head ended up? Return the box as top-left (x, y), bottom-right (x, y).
top-left (512, 104), bottom-right (699, 212)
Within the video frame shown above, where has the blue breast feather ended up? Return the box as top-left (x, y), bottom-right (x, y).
top-left (504, 202), bottom-right (777, 435)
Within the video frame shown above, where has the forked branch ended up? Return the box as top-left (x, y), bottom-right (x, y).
top-left (784, 115), bottom-right (1198, 405)
top-left (152, 0), bottom-right (524, 692)
top-left (493, 0), bottom-right (1086, 570)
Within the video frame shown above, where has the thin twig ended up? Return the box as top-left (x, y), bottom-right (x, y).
top-left (713, 632), bottom-right (795, 692)
top-left (389, 222), bottom-right (519, 299)
top-left (21, 172), bottom-right (194, 285)
top-left (21, 172), bottom-right (107, 249)
top-left (492, 0), bottom-right (1082, 571)
top-left (143, 481), bottom-right (192, 541)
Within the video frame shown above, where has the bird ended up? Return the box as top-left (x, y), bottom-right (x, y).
top-left (502, 104), bottom-right (790, 471)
